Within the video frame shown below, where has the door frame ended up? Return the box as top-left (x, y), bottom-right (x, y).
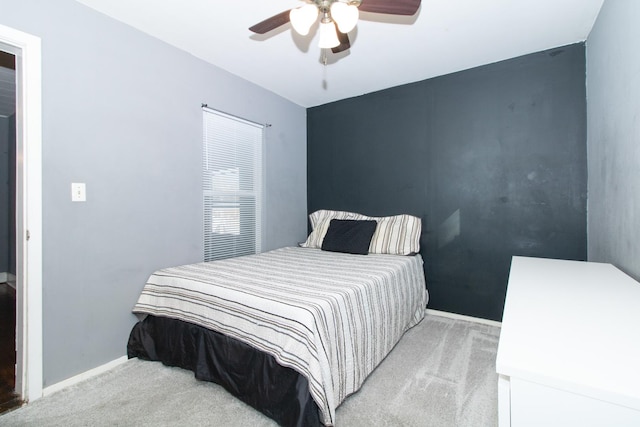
top-left (0, 24), bottom-right (43, 402)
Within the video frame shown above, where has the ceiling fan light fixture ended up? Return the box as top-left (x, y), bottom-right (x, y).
top-left (290, 4), bottom-right (319, 36)
top-left (330, 2), bottom-right (359, 33)
top-left (318, 20), bottom-right (340, 49)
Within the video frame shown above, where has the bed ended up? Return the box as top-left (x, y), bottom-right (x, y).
top-left (127, 211), bottom-right (428, 426)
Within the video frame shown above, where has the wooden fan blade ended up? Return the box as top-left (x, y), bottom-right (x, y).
top-left (358, 0), bottom-right (421, 16)
top-left (249, 10), bottom-right (291, 34)
top-left (331, 27), bottom-right (351, 54)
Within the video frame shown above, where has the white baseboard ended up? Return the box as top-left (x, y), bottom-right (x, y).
top-left (42, 355), bottom-right (129, 397)
top-left (7, 273), bottom-right (16, 289)
top-left (1, 272), bottom-right (16, 288)
top-left (426, 308), bottom-right (502, 328)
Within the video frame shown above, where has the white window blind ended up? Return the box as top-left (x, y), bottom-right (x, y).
top-left (203, 107), bottom-right (263, 261)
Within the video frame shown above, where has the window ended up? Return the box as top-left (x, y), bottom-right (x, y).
top-left (203, 107), bottom-right (263, 261)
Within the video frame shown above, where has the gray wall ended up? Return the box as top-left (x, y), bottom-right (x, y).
top-left (0, 116), bottom-right (9, 274)
top-left (308, 44), bottom-right (588, 321)
top-left (8, 114), bottom-right (15, 277)
top-left (586, 0), bottom-right (640, 281)
top-left (0, 114), bottom-right (16, 278)
top-left (0, 0), bottom-right (307, 386)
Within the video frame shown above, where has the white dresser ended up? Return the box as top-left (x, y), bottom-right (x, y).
top-left (496, 256), bottom-right (640, 427)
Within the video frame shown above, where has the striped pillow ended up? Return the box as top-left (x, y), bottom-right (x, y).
top-left (302, 210), bottom-right (364, 249)
top-left (302, 210), bottom-right (421, 255)
top-left (308, 209), bottom-right (363, 229)
top-left (368, 214), bottom-right (421, 255)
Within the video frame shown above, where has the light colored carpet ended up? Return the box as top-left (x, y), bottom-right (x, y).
top-left (0, 314), bottom-right (500, 426)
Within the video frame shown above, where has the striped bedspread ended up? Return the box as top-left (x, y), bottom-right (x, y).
top-left (132, 246), bottom-right (428, 425)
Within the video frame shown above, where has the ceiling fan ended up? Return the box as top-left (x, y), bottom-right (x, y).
top-left (249, 0), bottom-right (421, 54)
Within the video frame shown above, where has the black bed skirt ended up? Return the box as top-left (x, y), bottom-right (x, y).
top-left (127, 315), bottom-right (322, 427)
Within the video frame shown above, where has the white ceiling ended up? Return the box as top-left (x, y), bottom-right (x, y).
top-left (79, 1), bottom-right (601, 108)
top-left (72, 0), bottom-right (604, 108)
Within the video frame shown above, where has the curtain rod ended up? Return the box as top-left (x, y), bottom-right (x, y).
top-left (202, 103), bottom-right (272, 128)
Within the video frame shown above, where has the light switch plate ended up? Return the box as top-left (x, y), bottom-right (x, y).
top-left (71, 182), bottom-right (86, 202)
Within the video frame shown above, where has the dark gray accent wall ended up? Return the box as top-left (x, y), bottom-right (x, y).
top-left (308, 44), bottom-right (587, 321)
top-left (586, 1), bottom-right (640, 281)
top-left (1, 0), bottom-right (307, 386)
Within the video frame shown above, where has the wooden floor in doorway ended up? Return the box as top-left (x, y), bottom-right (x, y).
top-left (0, 283), bottom-right (21, 414)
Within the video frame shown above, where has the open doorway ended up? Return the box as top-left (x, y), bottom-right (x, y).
top-left (0, 49), bottom-right (19, 413)
top-left (0, 23), bottom-right (43, 406)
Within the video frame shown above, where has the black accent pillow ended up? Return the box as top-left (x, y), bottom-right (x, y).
top-left (321, 219), bottom-right (378, 255)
